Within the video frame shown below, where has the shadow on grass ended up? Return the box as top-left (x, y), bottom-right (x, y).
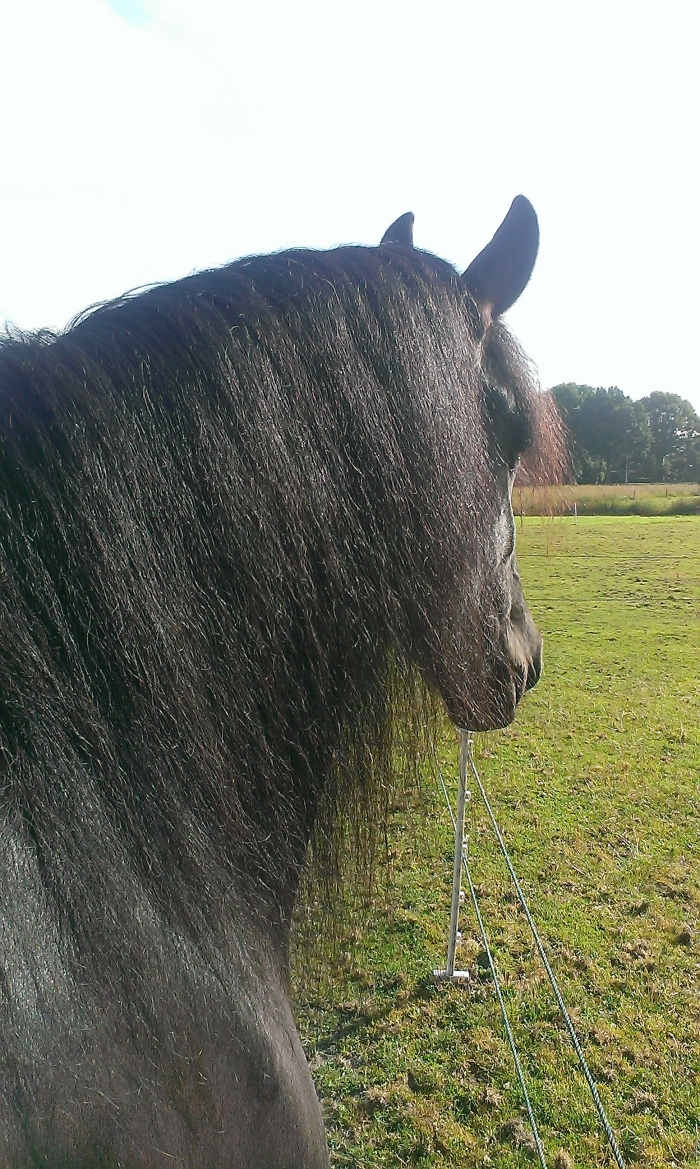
top-left (306, 975), bottom-right (453, 1053)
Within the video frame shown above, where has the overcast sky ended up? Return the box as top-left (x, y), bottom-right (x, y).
top-left (1, 0), bottom-right (698, 413)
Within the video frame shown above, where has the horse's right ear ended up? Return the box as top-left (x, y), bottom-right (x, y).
top-left (463, 196), bottom-right (539, 323)
top-left (380, 212), bottom-right (414, 247)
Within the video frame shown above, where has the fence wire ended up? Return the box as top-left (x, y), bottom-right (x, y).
top-left (433, 732), bottom-right (626, 1169)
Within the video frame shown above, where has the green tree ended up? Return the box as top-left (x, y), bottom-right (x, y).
top-left (551, 384), bottom-right (649, 483)
top-left (637, 392), bottom-right (700, 481)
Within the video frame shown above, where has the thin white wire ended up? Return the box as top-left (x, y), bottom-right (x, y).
top-left (463, 853), bottom-right (549, 1167)
top-left (432, 733), bottom-right (626, 1169)
top-left (465, 746), bottom-right (626, 1168)
top-left (431, 737), bottom-right (548, 1167)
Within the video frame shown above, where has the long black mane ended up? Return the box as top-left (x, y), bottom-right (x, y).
top-left (0, 243), bottom-right (545, 991)
top-left (0, 210), bottom-right (565, 1164)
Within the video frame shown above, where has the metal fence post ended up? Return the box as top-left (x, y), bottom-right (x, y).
top-left (434, 729), bottom-right (471, 982)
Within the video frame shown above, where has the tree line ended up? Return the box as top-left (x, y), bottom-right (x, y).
top-left (550, 385), bottom-right (700, 483)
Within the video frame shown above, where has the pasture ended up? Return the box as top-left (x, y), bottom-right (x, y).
top-left (292, 515), bottom-right (700, 1167)
top-left (515, 482), bottom-right (700, 517)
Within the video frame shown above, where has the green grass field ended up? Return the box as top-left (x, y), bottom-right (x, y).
top-left (292, 515), bottom-right (700, 1168)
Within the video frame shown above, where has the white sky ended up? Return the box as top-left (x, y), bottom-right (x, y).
top-left (1, 0), bottom-right (699, 413)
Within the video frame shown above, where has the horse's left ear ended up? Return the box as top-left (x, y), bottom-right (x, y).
top-left (463, 196), bottom-right (539, 321)
top-left (380, 212), bottom-right (414, 247)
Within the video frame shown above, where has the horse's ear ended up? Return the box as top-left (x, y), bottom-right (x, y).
top-left (380, 212), bottom-right (415, 247)
top-left (463, 196), bottom-right (539, 322)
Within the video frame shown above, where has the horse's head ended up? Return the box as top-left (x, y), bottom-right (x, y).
top-left (457, 195), bottom-right (544, 730)
top-left (382, 198), bottom-right (551, 732)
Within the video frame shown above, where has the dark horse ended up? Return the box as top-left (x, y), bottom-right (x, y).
top-left (0, 197), bottom-right (553, 1167)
